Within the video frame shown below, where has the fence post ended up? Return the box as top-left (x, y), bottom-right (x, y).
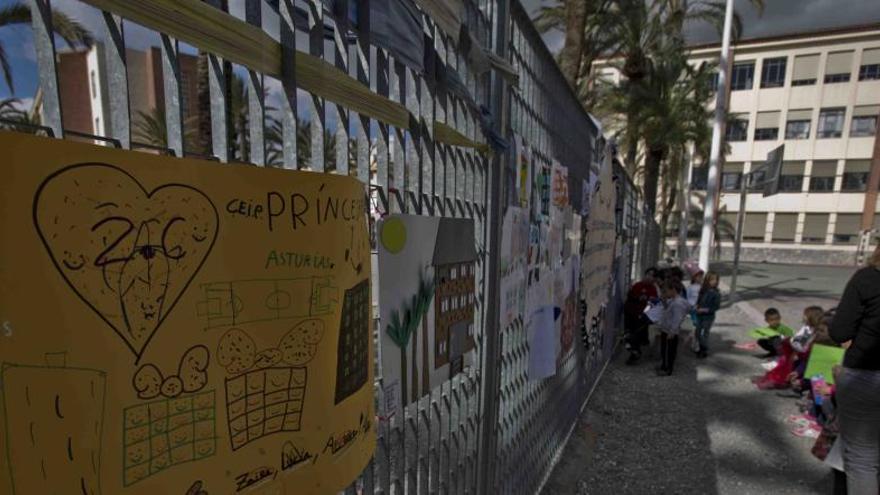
top-left (477, 1), bottom-right (511, 493)
top-left (28, 0), bottom-right (63, 138)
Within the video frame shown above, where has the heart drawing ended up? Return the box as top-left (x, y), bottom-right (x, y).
top-left (33, 163), bottom-right (219, 361)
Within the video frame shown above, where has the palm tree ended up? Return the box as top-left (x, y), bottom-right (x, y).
top-left (132, 105), bottom-right (199, 150)
top-left (0, 96), bottom-right (40, 132)
top-left (0, 2), bottom-right (94, 92)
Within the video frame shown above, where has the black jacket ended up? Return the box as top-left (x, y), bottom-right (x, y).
top-left (831, 266), bottom-right (880, 370)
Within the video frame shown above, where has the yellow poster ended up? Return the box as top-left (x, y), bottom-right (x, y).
top-left (0, 132), bottom-right (374, 494)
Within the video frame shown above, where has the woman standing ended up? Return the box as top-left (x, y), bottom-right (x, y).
top-left (694, 271), bottom-right (721, 358)
top-left (831, 244), bottom-right (880, 494)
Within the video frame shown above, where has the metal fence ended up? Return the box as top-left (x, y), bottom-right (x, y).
top-left (10, 0), bottom-right (649, 493)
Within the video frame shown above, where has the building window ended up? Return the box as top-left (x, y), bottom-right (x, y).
top-left (730, 62), bottom-right (755, 91)
top-left (691, 166), bottom-right (708, 191)
top-left (748, 169), bottom-right (767, 192)
top-left (792, 54), bottom-right (819, 86)
top-left (772, 213), bottom-right (798, 243)
top-left (754, 128), bottom-right (778, 141)
top-left (842, 160), bottom-right (871, 192)
top-left (779, 162), bottom-right (805, 192)
top-left (824, 73), bottom-right (851, 83)
top-left (761, 57), bottom-right (787, 88)
top-left (721, 172), bottom-right (742, 191)
top-left (784, 109), bottom-right (812, 139)
top-left (708, 72), bottom-right (719, 92)
top-left (817, 108), bottom-right (845, 138)
top-left (859, 49), bottom-right (880, 80)
top-left (450, 266), bottom-right (457, 280)
top-left (802, 214), bottom-right (830, 244)
top-left (743, 213), bottom-right (768, 242)
top-left (721, 163), bottom-right (743, 191)
top-left (809, 161), bottom-right (837, 192)
top-left (785, 120), bottom-right (811, 139)
top-left (726, 116), bottom-right (749, 141)
top-left (754, 111), bottom-right (780, 141)
top-left (90, 70), bottom-right (96, 98)
top-left (834, 214), bottom-right (862, 245)
top-left (824, 51), bottom-right (853, 84)
top-left (850, 106), bottom-right (878, 137)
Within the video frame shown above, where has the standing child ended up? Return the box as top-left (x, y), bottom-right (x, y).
top-left (694, 271), bottom-right (721, 358)
top-left (624, 268), bottom-right (659, 364)
top-left (656, 280), bottom-right (690, 376)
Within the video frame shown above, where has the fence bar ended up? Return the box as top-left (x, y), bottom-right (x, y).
top-left (205, 0), bottom-right (230, 162)
top-left (307, 0), bottom-right (326, 171)
top-left (28, 0), bottom-right (63, 138)
top-left (102, 12), bottom-right (130, 148)
top-left (245, 0), bottom-right (265, 165)
top-left (161, 34), bottom-right (184, 156)
top-left (278, 0), bottom-right (298, 169)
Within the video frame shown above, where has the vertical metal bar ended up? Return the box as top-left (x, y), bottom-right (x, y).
top-left (161, 34), bottom-right (184, 156)
top-left (245, 0), bottom-right (265, 165)
top-left (102, 12), bottom-right (130, 148)
top-left (206, 0), bottom-right (230, 161)
top-left (730, 174), bottom-right (749, 295)
top-left (279, 0), bottom-right (298, 169)
top-left (376, 47), bottom-right (391, 202)
top-left (390, 59), bottom-right (406, 212)
top-left (307, 0), bottom-right (326, 171)
top-left (29, 0), bottom-right (63, 138)
top-left (477, 0), bottom-right (510, 493)
top-left (332, 0), bottom-right (350, 175)
top-left (353, 0), bottom-right (371, 184)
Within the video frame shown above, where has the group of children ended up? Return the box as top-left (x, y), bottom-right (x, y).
top-left (623, 264), bottom-right (722, 376)
top-left (750, 305), bottom-right (848, 491)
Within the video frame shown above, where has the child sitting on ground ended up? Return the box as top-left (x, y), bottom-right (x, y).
top-left (750, 307), bottom-right (794, 357)
top-left (655, 280), bottom-right (690, 376)
top-left (755, 306), bottom-right (824, 390)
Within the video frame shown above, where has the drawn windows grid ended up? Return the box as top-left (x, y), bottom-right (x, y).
top-left (761, 57), bottom-right (787, 88)
top-left (123, 390), bottom-right (217, 486)
top-left (226, 368), bottom-right (306, 451)
top-left (730, 62), bottom-right (755, 90)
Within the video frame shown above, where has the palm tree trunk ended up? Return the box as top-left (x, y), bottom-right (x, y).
top-left (421, 316), bottom-right (429, 394)
top-left (399, 347), bottom-right (408, 407)
top-left (644, 146), bottom-right (664, 216)
top-left (411, 333), bottom-right (418, 401)
top-left (559, 0), bottom-right (588, 87)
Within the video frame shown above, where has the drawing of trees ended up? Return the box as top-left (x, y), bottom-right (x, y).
top-left (416, 272), bottom-right (435, 395)
top-left (385, 307), bottom-right (414, 406)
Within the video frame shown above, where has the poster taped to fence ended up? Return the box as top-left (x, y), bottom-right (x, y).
top-left (377, 214), bottom-right (477, 413)
top-left (0, 132), bottom-right (375, 495)
top-left (581, 146), bottom-right (618, 353)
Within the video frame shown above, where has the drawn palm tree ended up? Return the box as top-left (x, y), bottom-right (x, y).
top-left (416, 271), bottom-right (435, 395)
top-left (385, 306), bottom-right (415, 407)
top-left (0, 2), bottom-right (94, 92)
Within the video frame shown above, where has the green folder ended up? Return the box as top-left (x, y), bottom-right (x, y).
top-left (804, 344), bottom-right (846, 385)
top-left (748, 324), bottom-right (794, 339)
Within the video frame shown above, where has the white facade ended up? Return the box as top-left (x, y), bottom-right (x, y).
top-left (601, 26), bottom-right (880, 265)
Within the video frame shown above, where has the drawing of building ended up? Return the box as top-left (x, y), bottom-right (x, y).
top-left (432, 218), bottom-right (477, 376)
top-left (334, 279), bottom-right (370, 404)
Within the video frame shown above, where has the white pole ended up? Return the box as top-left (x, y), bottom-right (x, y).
top-left (698, 0), bottom-right (734, 272)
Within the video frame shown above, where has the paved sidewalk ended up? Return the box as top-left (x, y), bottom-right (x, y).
top-left (542, 301), bottom-right (834, 494)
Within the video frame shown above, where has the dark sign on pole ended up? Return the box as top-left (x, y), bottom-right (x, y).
top-left (761, 144), bottom-right (785, 197)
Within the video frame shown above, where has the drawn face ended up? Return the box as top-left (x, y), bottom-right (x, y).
top-left (33, 164), bottom-right (219, 358)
